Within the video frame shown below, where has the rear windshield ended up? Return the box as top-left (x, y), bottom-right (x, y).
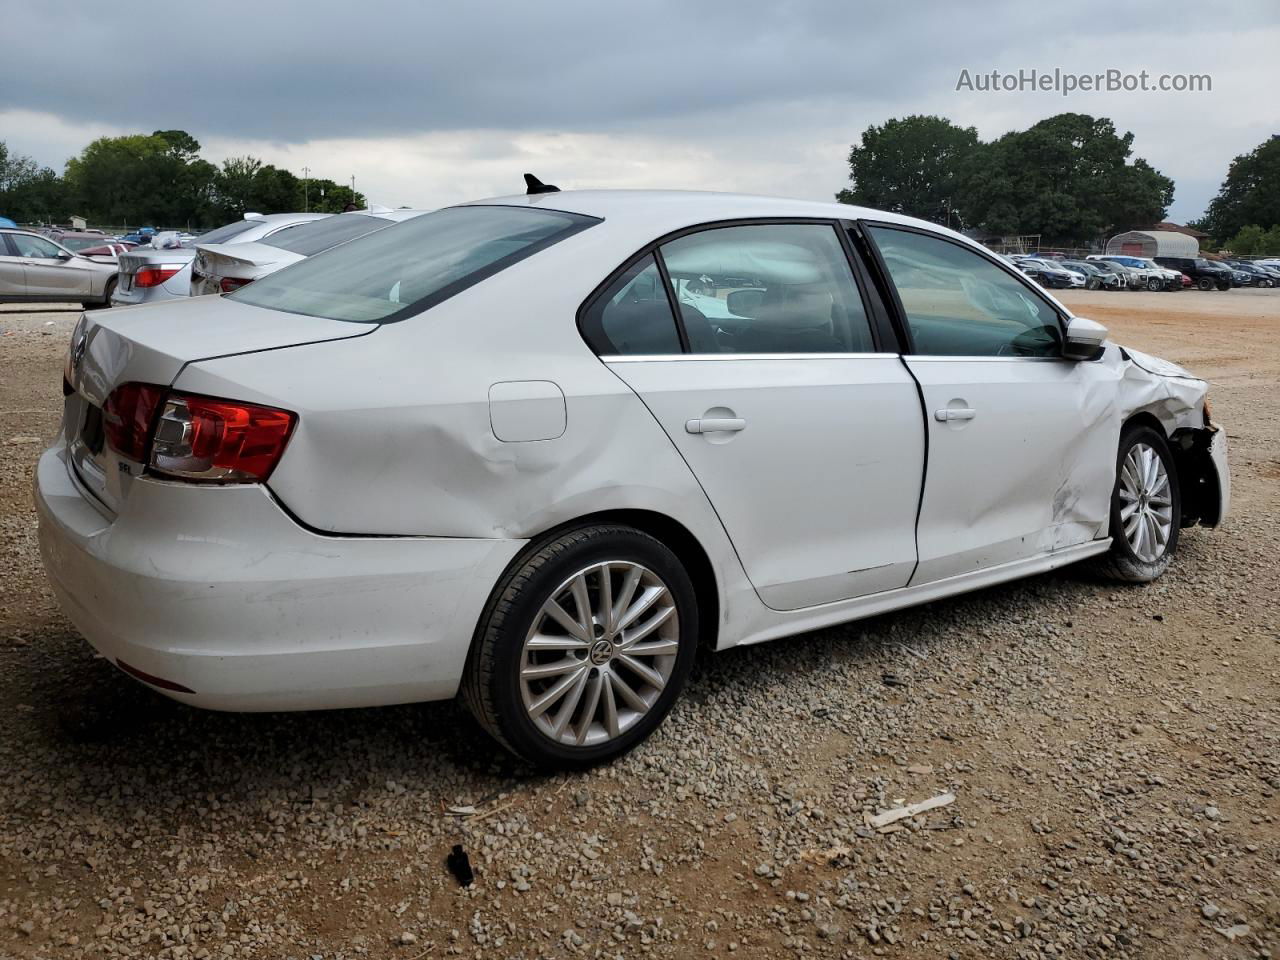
top-left (261, 214), bottom-right (391, 257)
top-left (229, 205), bottom-right (598, 323)
top-left (189, 219), bottom-right (265, 246)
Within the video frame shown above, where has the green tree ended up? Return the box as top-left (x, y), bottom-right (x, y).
top-left (1201, 135), bottom-right (1280, 244)
top-left (215, 156), bottom-right (264, 216)
top-left (1, 142), bottom-right (70, 222)
top-left (1223, 223), bottom-right (1280, 256)
top-left (64, 131), bottom-right (220, 227)
top-left (961, 114), bottom-right (1173, 244)
top-left (836, 115), bottom-right (980, 226)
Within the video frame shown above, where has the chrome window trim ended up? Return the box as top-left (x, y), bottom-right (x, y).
top-left (602, 352), bottom-right (901, 363)
top-left (901, 355), bottom-right (1073, 363)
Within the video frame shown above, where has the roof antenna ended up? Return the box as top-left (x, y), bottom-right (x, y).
top-left (524, 173), bottom-right (560, 195)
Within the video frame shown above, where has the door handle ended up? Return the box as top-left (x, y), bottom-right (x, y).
top-left (685, 417), bottom-right (746, 434)
top-left (934, 407), bottom-right (976, 422)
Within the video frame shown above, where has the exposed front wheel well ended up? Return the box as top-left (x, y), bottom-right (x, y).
top-left (1121, 412), bottom-right (1220, 529)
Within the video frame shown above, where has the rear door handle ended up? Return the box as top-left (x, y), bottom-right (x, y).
top-left (685, 417), bottom-right (746, 434)
top-left (934, 407), bottom-right (976, 422)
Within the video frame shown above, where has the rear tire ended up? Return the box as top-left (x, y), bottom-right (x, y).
top-left (84, 278), bottom-right (115, 310)
top-left (1094, 425), bottom-right (1180, 583)
top-left (462, 524), bottom-right (698, 768)
top-left (1197, 277), bottom-right (1214, 291)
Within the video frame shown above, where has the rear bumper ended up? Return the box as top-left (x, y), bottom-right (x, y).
top-left (35, 441), bottom-right (525, 711)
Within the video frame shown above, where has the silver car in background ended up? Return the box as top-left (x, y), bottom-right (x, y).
top-left (112, 212), bottom-right (328, 307)
top-left (191, 209), bottom-right (427, 296)
top-left (0, 228), bottom-right (118, 308)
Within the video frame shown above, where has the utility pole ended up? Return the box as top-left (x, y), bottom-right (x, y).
top-left (302, 166), bottom-right (310, 212)
top-left (351, 175), bottom-right (356, 205)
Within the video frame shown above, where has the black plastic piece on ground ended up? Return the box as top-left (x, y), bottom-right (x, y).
top-left (447, 844), bottom-right (474, 886)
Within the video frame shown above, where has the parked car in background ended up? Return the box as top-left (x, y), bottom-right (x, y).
top-left (1089, 255), bottom-right (1164, 291)
top-left (118, 227), bottom-right (157, 245)
top-left (1059, 259), bottom-right (1123, 290)
top-left (1255, 263), bottom-right (1280, 284)
top-left (1224, 260), bottom-right (1275, 288)
top-left (1013, 256), bottom-right (1079, 289)
top-left (0, 227), bottom-right (118, 307)
top-left (50, 232), bottom-right (135, 261)
top-left (113, 213), bottom-right (328, 307)
top-left (1153, 257), bottom-right (1233, 291)
top-left (1081, 259), bottom-right (1135, 290)
top-left (190, 209), bottom-right (426, 296)
top-left (36, 190), bottom-right (1230, 766)
top-left (1133, 258), bottom-right (1183, 291)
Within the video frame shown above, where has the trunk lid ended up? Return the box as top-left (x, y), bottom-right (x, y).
top-left (191, 242), bottom-right (303, 295)
top-left (116, 247), bottom-right (196, 295)
top-left (64, 294), bottom-right (373, 515)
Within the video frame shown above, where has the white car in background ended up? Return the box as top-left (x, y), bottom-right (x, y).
top-left (190, 208), bottom-right (428, 295)
top-left (112, 212), bottom-right (328, 307)
top-left (36, 188), bottom-right (1230, 767)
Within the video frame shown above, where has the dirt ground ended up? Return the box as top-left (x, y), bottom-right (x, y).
top-left (0, 290), bottom-right (1276, 959)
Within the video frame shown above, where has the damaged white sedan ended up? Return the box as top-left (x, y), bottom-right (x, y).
top-left (35, 187), bottom-right (1229, 767)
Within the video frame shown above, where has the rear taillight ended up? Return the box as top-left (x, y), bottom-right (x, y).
top-left (150, 393), bottom-right (296, 483)
top-left (103, 383), bottom-right (166, 461)
top-left (134, 265), bottom-right (183, 287)
top-left (219, 276), bottom-right (253, 293)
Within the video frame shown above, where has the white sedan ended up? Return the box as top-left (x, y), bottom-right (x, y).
top-left (36, 188), bottom-right (1230, 767)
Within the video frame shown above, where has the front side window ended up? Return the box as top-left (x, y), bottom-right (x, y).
top-left (10, 235), bottom-right (64, 259)
top-left (868, 226), bottom-right (1062, 358)
top-left (580, 254), bottom-right (682, 355)
top-left (657, 223), bottom-right (874, 354)
top-left (230, 205), bottom-right (597, 323)
top-left (262, 214), bottom-right (392, 257)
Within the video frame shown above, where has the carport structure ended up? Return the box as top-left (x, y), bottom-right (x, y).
top-left (1105, 230), bottom-right (1199, 258)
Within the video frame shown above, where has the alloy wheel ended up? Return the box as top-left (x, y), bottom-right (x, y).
top-left (519, 561), bottom-right (680, 747)
top-left (1118, 442), bottom-right (1174, 563)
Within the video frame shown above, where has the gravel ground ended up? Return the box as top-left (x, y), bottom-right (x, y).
top-left (0, 291), bottom-right (1276, 959)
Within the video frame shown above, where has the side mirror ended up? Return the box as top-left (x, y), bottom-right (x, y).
top-left (1062, 316), bottom-right (1108, 360)
top-left (56, 250), bottom-right (73, 260)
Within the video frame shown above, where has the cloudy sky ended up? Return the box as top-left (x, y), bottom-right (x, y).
top-left (2, 1), bottom-right (1276, 223)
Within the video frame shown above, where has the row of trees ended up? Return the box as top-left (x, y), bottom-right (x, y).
top-left (0, 130), bottom-right (364, 228)
top-left (836, 114), bottom-right (1280, 252)
top-left (836, 113), bottom-right (1174, 245)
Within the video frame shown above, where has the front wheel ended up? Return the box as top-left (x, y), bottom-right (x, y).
top-left (462, 525), bottom-right (698, 768)
top-left (1147, 277), bottom-right (1162, 291)
top-left (1197, 277), bottom-right (1214, 291)
top-left (1095, 426), bottom-right (1180, 583)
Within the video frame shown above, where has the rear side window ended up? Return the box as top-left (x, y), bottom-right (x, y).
top-left (230, 206), bottom-right (598, 323)
top-left (193, 219), bottom-right (262, 246)
top-left (580, 255), bottom-right (682, 355)
top-left (658, 223), bottom-right (874, 354)
top-left (262, 214), bottom-right (390, 257)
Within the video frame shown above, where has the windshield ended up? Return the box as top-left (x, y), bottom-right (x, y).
top-left (188, 218), bottom-right (265, 247)
top-left (57, 236), bottom-right (105, 252)
top-left (230, 205), bottom-right (598, 323)
top-left (261, 213), bottom-right (392, 257)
